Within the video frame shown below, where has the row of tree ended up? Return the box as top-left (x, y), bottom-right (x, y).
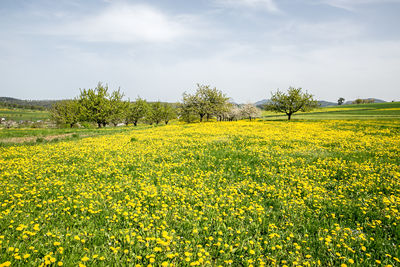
top-left (51, 83), bottom-right (177, 128)
top-left (352, 98), bottom-right (375, 104)
top-left (51, 83), bottom-right (319, 127)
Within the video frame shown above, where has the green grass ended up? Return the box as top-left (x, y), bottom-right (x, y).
top-left (0, 108), bottom-right (50, 121)
top-left (0, 125), bottom-right (154, 147)
top-left (0, 127), bottom-right (138, 139)
top-left (262, 101), bottom-right (400, 120)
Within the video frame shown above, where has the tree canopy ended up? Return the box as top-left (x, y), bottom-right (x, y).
top-left (264, 87), bottom-right (319, 120)
top-left (78, 83), bottom-right (113, 127)
top-left (180, 84), bottom-right (229, 122)
top-left (125, 97), bottom-right (150, 126)
top-left (50, 100), bottom-right (80, 128)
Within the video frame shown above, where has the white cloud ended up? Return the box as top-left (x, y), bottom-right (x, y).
top-left (215, 0), bottom-right (280, 12)
top-left (45, 4), bottom-right (188, 43)
top-left (321, 0), bottom-right (400, 10)
top-left (277, 20), bottom-right (363, 43)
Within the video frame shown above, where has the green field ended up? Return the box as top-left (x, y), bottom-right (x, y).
top-left (0, 120), bottom-right (399, 266)
top-left (0, 126), bottom-right (150, 146)
top-left (262, 101), bottom-right (400, 120)
top-left (0, 108), bottom-right (50, 121)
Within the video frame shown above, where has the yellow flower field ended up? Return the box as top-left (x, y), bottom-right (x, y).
top-left (1, 120), bottom-right (399, 266)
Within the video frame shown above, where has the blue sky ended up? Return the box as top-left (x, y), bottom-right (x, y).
top-left (0, 0), bottom-right (399, 103)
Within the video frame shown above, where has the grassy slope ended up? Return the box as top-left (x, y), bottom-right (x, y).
top-left (262, 101), bottom-right (400, 120)
top-left (0, 108), bottom-right (50, 121)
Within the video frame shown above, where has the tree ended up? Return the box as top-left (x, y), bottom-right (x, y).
top-left (240, 104), bottom-right (261, 121)
top-left (50, 100), bottom-right (80, 128)
top-left (179, 93), bottom-right (199, 122)
top-left (264, 87), bottom-right (319, 120)
top-left (108, 89), bottom-right (127, 126)
top-left (147, 101), bottom-right (164, 125)
top-left (226, 105), bottom-right (241, 121)
top-left (197, 85), bottom-right (229, 121)
top-left (180, 84), bottom-right (229, 122)
top-left (125, 97), bottom-right (149, 126)
top-left (78, 83), bottom-right (112, 127)
top-left (338, 97), bottom-right (345, 105)
top-left (161, 103), bottom-right (177, 125)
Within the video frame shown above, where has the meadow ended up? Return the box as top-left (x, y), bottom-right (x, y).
top-left (1, 119), bottom-right (399, 266)
top-left (262, 101), bottom-right (400, 120)
top-left (0, 108), bottom-right (50, 122)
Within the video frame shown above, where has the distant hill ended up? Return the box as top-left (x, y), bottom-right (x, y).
top-left (254, 99), bottom-right (270, 108)
top-left (318, 100), bottom-right (336, 107)
top-left (344, 98), bottom-right (386, 105)
top-left (0, 97), bottom-right (61, 110)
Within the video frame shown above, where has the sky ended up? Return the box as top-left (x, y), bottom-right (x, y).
top-left (0, 0), bottom-right (399, 103)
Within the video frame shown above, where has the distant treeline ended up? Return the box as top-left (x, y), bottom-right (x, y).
top-left (0, 97), bottom-right (58, 110)
top-left (352, 98), bottom-right (375, 104)
top-left (51, 83), bottom-right (262, 128)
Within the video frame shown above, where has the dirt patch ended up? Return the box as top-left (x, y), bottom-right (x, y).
top-left (0, 133), bottom-right (76, 144)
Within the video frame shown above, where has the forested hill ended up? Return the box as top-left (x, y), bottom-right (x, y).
top-left (0, 97), bottom-right (60, 110)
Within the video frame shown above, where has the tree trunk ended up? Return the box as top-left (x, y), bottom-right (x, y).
top-left (249, 116), bottom-right (252, 121)
top-left (133, 121), bottom-right (137, 126)
top-left (165, 121), bottom-right (169, 125)
top-left (200, 114), bottom-right (204, 122)
top-left (288, 113), bottom-right (292, 120)
top-left (98, 122), bottom-right (102, 128)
